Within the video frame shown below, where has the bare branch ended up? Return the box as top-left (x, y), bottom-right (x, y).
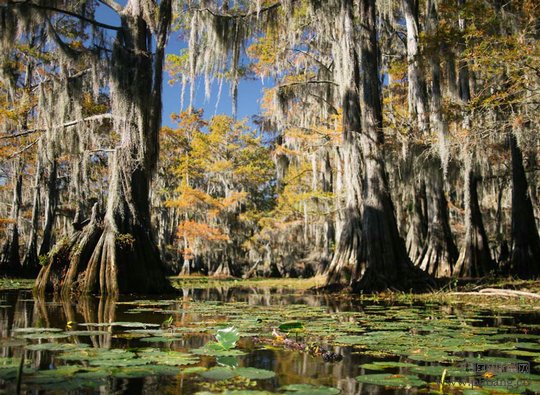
top-left (98, 0), bottom-right (122, 13)
top-left (1, 114), bottom-right (114, 139)
top-left (197, 1), bottom-right (285, 19)
top-left (279, 80), bottom-right (339, 89)
top-left (3, 1), bottom-right (122, 31)
top-left (0, 129), bottom-right (40, 140)
top-left (7, 138), bottom-right (40, 159)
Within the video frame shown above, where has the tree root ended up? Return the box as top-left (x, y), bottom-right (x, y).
top-left (35, 204), bottom-right (175, 295)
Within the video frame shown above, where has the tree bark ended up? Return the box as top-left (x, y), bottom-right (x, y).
top-left (452, 0), bottom-right (494, 278)
top-left (509, 133), bottom-right (540, 278)
top-left (22, 155), bottom-right (43, 277)
top-left (38, 158), bottom-right (58, 257)
top-left (35, 0), bottom-right (175, 295)
top-left (327, 0), bottom-right (433, 292)
top-left (0, 159), bottom-right (23, 276)
top-left (325, 0), bottom-right (363, 287)
top-left (454, 156), bottom-right (494, 277)
top-left (416, 159), bottom-right (458, 277)
top-left (403, 0), bottom-right (429, 134)
top-left (405, 177), bottom-right (427, 262)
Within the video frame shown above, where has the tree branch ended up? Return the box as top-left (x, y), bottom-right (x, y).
top-left (1, 114), bottom-right (114, 139)
top-left (197, 1), bottom-right (287, 19)
top-left (4, 1), bottom-right (122, 31)
top-left (279, 80), bottom-right (339, 89)
top-left (7, 138), bottom-right (40, 159)
top-left (98, 0), bottom-right (123, 13)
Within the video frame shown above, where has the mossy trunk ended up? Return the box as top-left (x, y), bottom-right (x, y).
top-left (22, 156), bottom-right (42, 277)
top-left (38, 159), bottom-right (58, 257)
top-left (354, 0), bottom-right (433, 292)
top-left (455, 155), bottom-right (494, 277)
top-left (325, 0), bottom-right (363, 288)
top-left (406, 177), bottom-right (427, 262)
top-left (327, 0), bottom-right (433, 292)
top-left (35, 0), bottom-right (174, 295)
top-left (416, 159), bottom-right (458, 277)
top-left (0, 159), bottom-right (23, 276)
top-left (509, 134), bottom-right (540, 278)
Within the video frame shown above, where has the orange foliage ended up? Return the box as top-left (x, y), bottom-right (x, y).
top-left (177, 220), bottom-right (229, 243)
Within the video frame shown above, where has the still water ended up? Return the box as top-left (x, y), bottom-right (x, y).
top-left (0, 283), bottom-right (539, 394)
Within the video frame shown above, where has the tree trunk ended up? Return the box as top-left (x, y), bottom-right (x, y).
top-left (403, 0), bottom-right (429, 134)
top-left (35, 0), bottom-right (174, 295)
top-left (38, 159), bottom-right (58, 257)
top-left (448, 0), bottom-right (494, 277)
top-left (509, 134), bottom-right (540, 278)
top-left (327, 0), bottom-right (433, 292)
top-left (325, 0), bottom-right (363, 287)
top-left (455, 156), bottom-right (494, 277)
top-left (355, 0), bottom-right (432, 292)
top-left (22, 155), bottom-right (43, 277)
top-left (416, 159), bottom-right (458, 277)
top-left (0, 159), bottom-right (23, 276)
top-left (405, 177), bottom-right (427, 262)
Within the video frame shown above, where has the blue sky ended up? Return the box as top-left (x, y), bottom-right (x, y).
top-left (96, 2), bottom-right (265, 129)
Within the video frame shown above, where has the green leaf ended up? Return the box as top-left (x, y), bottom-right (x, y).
top-left (235, 367), bottom-right (276, 380)
top-left (356, 373), bottom-right (426, 388)
top-left (281, 384), bottom-right (341, 394)
top-left (215, 326), bottom-right (240, 350)
top-left (278, 321), bottom-right (305, 332)
top-left (200, 366), bottom-right (236, 380)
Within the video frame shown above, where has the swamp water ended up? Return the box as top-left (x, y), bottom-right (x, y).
top-left (0, 280), bottom-right (540, 394)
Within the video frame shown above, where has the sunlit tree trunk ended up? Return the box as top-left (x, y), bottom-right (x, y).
top-left (35, 0), bottom-right (174, 295)
top-left (354, 0), bottom-right (431, 291)
top-left (453, 0), bottom-right (494, 277)
top-left (327, 0), bottom-right (433, 292)
top-left (455, 155), bottom-right (494, 276)
top-left (0, 159), bottom-right (23, 276)
top-left (325, 0), bottom-right (363, 287)
top-left (38, 158), bottom-right (58, 257)
top-left (22, 154), bottom-right (43, 277)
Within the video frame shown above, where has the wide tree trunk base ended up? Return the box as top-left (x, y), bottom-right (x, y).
top-left (352, 264), bottom-right (434, 293)
top-left (454, 237), bottom-right (494, 278)
top-left (34, 207), bottom-right (175, 296)
top-left (21, 245), bottom-right (41, 278)
top-left (0, 230), bottom-right (21, 277)
top-left (324, 215), bottom-right (362, 289)
top-left (416, 240), bottom-right (456, 278)
top-left (210, 261), bottom-right (234, 277)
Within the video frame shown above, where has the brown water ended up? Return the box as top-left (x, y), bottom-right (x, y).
top-left (0, 285), bottom-right (539, 394)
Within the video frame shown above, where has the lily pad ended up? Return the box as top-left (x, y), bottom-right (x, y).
top-left (333, 335), bottom-right (365, 345)
top-left (26, 342), bottom-right (90, 351)
top-left (356, 373), bottom-right (426, 388)
top-left (360, 361), bottom-right (417, 371)
top-left (192, 345), bottom-right (246, 357)
top-left (138, 349), bottom-right (199, 366)
top-left (200, 366), bottom-right (236, 380)
top-left (12, 327), bottom-right (63, 333)
top-left (235, 367), bottom-right (276, 380)
top-left (281, 384), bottom-right (341, 394)
top-left (409, 365), bottom-right (474, 377)
top-left (279, 321), bottom-right (304, 332)
top-left (182, 366), bottom-right (207, 374)
top-left (20, 332), bottom-right (71, 340)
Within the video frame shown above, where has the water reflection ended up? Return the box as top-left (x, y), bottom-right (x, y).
top-left (0, 286), bottom-right (538, 394)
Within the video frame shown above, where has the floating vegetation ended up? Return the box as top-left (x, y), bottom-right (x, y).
top-left (280, 384), bottom-right (341, 394)
top-left (355, 373), bottom-right (427, 388)
top-left (1, 281), bottom-right (540, 393)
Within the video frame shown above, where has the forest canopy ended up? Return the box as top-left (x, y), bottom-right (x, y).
top-left (0, 0), bottom-right (539, 294)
